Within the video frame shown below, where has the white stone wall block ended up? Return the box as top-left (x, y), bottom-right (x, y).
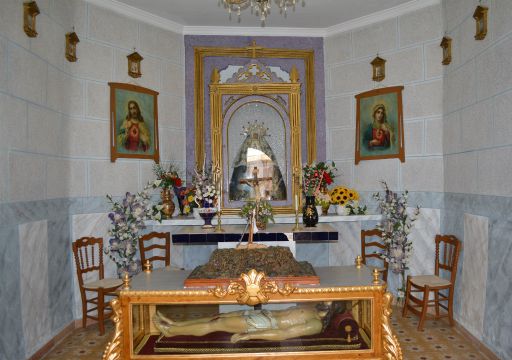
top-left (329, 128), bottom-right (354, 160)
top-left (0, 93), bottom-right (28, 151)
top-left (330, 61), bottom-right (372, 95)
top-left (399, 4), bottom-right (443, 47)
top-left (404, 120), bottom-right (424, 156)
top-left (160, 128), bottom-right (185, 162)
top-left (7, 43), bottom-right (47, 105)
top-left (442, 112), bottom-right (462, 155)
top-left (402, 157), bottom-right (444, 192)
top-left (326, 96), bottom-right (353, 128)
top-left (0, 37), bottom-right (7, 91)
top-left (353, 159), bottom-right (399, 191)
top-left (444, 0), bottom-right (474, 32)
top-left (139, 23), bottom-right (182, 63)
top-left (445, 61), bottom-right (476, 114)
top-left (460, 100), bottom-right (493, 152)
top-left (330, 160), bottom-right (354, 188)
top-left (29, 13), bottom-right (66, 70)
top-left (493, 90), bottom-right (512, 146)
top-left (403, 80), bottom-right (443, 119)
top-left (62, 118), bottom-right (109, 158)
top-left (161, 61), bottom-right (185, 96)
top-left (444, 153), bottom-right (478, 194)
top-left (27, 104), bottom-right (64, 156)
top-left (0, 0), bottom-right (30, 48)
top-left (9, 152), bottom-right (46, 202)
top-left (494, 0), bottom-right (512, 39)
top-left (325, 32), bottom-right (352, 64)
top-left (352, 19), bottom-right (397, 59)
top-left (46, 158), bottom-right (87, 199)
top-left (86, 82), bottom-right (109, 119)
top-left (88, 5), bottom-right (138, 49)
top-left (50, 0), bottom-right (87, 36)
top-left (457, 15), bottom-right (493, 68)
top-left (72, 40), bottom-right (113, 81)
top-left (425, 42), bottom-right (443, 79)
top-left (476, 36), bottom-right (512, 101)
top-left (460, 213), bottom-right (489, 340)
top-left (477, 147), bottom-right (512, 196)
top-left (158, 94), bottom-right (183, 129)
top-left (19, 220), bottom-right (51, 357)
top-left (89, 160), bottom-right (140, 197)
top-left (425, 117), bottom-right (443, 155)
top-left (384, 47), bottom-right (423, 85)
top-left (47, 66), bottom-right (84, 116)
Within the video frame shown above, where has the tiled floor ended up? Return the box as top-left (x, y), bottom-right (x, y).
top-left (42, 306), bottom-right (495, 360)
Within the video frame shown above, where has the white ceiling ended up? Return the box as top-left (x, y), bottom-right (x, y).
top-left (115, 0), bottom-right (414, 28)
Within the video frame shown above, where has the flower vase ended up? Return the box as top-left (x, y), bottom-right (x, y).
top-left (302, 195), bottom-right (318, 227)
top-left (321, 204), bottom-right (330, 215)
top-left (256, 219), bottom-right (267, 230)
top-left (198, 199), bottom-right (217, 229)
top-left (160, 188), bottom-right (175, 219)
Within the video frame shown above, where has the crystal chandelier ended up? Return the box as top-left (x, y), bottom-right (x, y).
top-left (222, 0), bottom-right (300, 22)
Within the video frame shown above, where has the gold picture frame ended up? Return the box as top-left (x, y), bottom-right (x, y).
top-left (370, 56), bottom-right (386, 82)
top-left (109, 83), bottom-right (159, 163)
top-left (355, 86), bottom-right (405, 164)
top-left (194, 41), bottom-right (317, 169)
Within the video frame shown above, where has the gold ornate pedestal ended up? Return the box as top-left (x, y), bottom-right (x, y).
top-left (103, 266), bottom-right (402, 360)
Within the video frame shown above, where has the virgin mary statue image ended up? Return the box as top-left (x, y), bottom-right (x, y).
top-left (229, 121), bottom-right (287, 201)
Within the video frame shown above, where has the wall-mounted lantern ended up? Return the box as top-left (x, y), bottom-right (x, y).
top-left (473, 5), bottom-right (488, 40)
top-left (65, 31), bottom-right (80, 62)
top-left (127, 51), bottom-right (143, 78)
top-left (371, 55), bottom-right (386, 82)
top-left (440, 36), bottom-right (452, 65)
top-left (23, 1), bottom-right (40, 38)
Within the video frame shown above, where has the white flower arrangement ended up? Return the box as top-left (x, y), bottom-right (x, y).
top-left (192, 163), bottom-right (219, 208)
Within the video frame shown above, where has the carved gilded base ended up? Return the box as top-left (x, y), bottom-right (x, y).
top-left (102, 299), bottom-right (123, 360)
top-left (382, 292), bottom-right (403, 360)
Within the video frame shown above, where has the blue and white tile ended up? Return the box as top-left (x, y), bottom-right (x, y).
top-left (459, 213), bottom-right (489, 340)
top-left (19, 220), bottom-right (51, 357)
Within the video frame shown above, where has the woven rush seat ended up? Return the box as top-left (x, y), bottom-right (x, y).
top-left (409, 275), bottom-right (451, 288)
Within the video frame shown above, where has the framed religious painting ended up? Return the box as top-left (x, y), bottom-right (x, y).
top-left (355, 86), bottom-right (405, 164)
top-left (109, 83), bottom-right (159, 162)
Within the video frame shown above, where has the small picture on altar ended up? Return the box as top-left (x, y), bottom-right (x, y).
top-left (109, 82), bottom-right (159, 162)
top-left (355, 86), bottom-right (405, 164)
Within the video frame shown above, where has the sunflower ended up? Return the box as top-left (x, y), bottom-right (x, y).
top-left (329, 186), bottom-right (350, 205)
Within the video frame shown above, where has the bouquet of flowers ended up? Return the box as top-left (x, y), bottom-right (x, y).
top-left (330, 186), bottom-right (367, 215)
top-left (192, 163), bottom-right (219, 209)
top-left (152, 163), bottom-right (182, 189)
top-left (302, 161), bottom-right (337, 196)
top-left (315, 191), bottom-right (331, 207)
top-left (105, 184), bottom-right (162, 276)
top-left (178, 187), bottom-right (198, 215)
top-left (373, 181), bottom-right (420, 298)
top-left (239, 200), bottom-right (274, 229)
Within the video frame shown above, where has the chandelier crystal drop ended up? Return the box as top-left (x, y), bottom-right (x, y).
top-left (222, 0), bottom-right (299, 22)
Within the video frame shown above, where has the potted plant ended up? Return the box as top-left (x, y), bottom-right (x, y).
top-left (239, 200), bottom-right (274, 230)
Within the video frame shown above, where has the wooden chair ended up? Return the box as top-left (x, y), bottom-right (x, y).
top-left (138, 231), bottom-right (171, 268)
top-left (361, 229), bottom-right (388, 282)
top-left (72, 237), bottom-right (123, 335)
top-left (402, 234), bottom-right (461, 331)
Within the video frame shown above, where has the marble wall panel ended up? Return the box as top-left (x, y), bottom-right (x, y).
top-left (183, 245), bottom-right (217, 270)
top-left (477, 147), bottom-right (512, 197)
top-left (329, 222), bottom-right (361, 266)
top-left (19, 220), bottom-right (51, 357)
top-left (459, 213), bottom-right (489, 340)
top-left (47, 157), bottom-right (87, 200)
top-left (444, 153), bottom-right (478, 194)
top-left (89, 160), bottom-right (140, 197)
top-left (408, 208), bottom-right (439, 276)
top-left (0, 225), bottom-right (25, 360)
top-left (296, 243), bottom-right (329, 267)
top-left (47, 219), bottom-right (74, 331)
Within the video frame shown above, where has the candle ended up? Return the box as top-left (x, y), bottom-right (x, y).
top-left (295, 194), bottom-right (298, 212)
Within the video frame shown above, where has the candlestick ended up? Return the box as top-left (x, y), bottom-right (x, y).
top-left (214, 208), bottom-right (224, 233)
top-left (295, 194), bottom-right (298, 211)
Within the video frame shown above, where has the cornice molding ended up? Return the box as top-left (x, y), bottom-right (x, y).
top-left (182, 26), bottom-right (325, 37)
top-left (325, 0), bottom-right (441, 37)
top-left (84, 0), bottom-right (441, 38)
top-left (84, 0), bottom-right (183, 34)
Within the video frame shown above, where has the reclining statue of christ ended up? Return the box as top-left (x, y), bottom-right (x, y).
top-left (153, 303), bottom-right (332, 343)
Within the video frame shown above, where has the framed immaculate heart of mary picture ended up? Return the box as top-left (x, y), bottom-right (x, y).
top-left (109, 82), bottom-right (159, 163)
top-left (355, 86), bottom-right (405, 164)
